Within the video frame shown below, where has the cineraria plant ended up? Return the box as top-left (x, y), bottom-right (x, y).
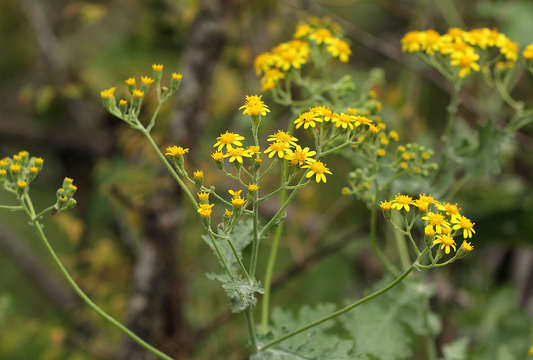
top-left (7, 16), bottom-right (533, 360)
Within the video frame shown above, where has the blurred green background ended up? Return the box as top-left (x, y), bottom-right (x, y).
top-left (0, 0), bottom-right (532, 359)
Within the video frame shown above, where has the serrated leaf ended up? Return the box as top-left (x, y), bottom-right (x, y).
top-left (223, 278), bottom-right (263, 313)
top-left (254, 304), bottom-right (353, 360)
top-left (339, 279), bottom-right (435, 360)
top-left (442, 337), bottom-right (469, 360)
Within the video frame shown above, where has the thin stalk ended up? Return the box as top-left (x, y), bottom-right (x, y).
top-left (443, 82), bottom-right (461, 142)
top-left (207, 231), bottom-right (234, 279)
top-left (261, 160), bottom-right (288, 333)
top-left (23, 194), bottom-right (173, 360)
top-left (0, 204), bottom-right (24, 210)
top-left (259, 261), bottom-right (417, 351)
top-left (245, 309), bottom-right (258, 351)
top-left (392, 212), bottom-right (411, 270)
top-left (370, 183), bottom-right (398, 274)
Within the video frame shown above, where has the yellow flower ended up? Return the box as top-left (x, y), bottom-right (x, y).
top-left (422, 29), bottom-right (442, 54)
top-left (197, 192), bottom-right (210, 201)
top-left (355, 116), bottom-right (373, 126)
top-left (401, 31), bottom-right (424, 52)
top-left (391, 194), bottom-right (413, 211)
top-left (422, 152), bottom-right (432, 160)
top-left (421, 212), bottom-right (450, 234)
top-left (333, 113), bottom-right (357, 130)
top-left (165, 145), bottom-right (189, 157)
top-left (377, 149), bottom-right (386, 157)
top-left (285, 145), bottom-right (316, 166)
top-left (369, 125), bottom-right (380, 134)
top-left (0, 169), bottom-right (6, 176)
top-left (35, 158), bottom-right (44, 165)
top-left (264, 141), bottom-right (290, 159)
top-left (248, 184), bottom-right (259, 192)
top-left (414, 194), bottom-right (436, 211)
top-left (433, 234), bottom-right (456, 254)
top-left (247, 146), bottom-right (260, 155)
top-left (193, 170), bottom-right (204, 179)
top-left (523, 44), bottom-right (533, 59)
top-left (400, 162), bottom-right (408, 169)
top-left (326, 38), bottom-right (352, 62)
top-left (310, 106), bottom-right (334, 122)
top-left (133, 89), bottom-right (145, 98)
top-left (460, 241), bottom-right (473, 252)
top-left (450, 47), bottom-right (480, 78)
top-left (379, 200), bottom-right (392, 210)
top-left (261, 69), bottom-right (285, 91)
top-left (152, 64), bottom-right (164, 71)
top-left (254, 52), bottom-right (274, 75)
top-left (141, 76), bottom-right (154, 85)
top-left (17, 180), bottom-right (27, 188)
top-left (197, 203), bottom-right (214, 218)
top-left (310, 28), bottom-right (333, 44)
top-left (452, 215), bottom-right (476, 239)
top-left (229, 190), bottom-right (246, 207)
top-left (10, 164), bottom-right (21, 173)
top-left (398, 145), bottom-right (406, 152)
top-left (436, 202), bottom-right (461, 219)
top-left (294, 23), bottom-right (312, 38)
top-left (228, 189), bottom-right (242, 197)
top-left (224, 146), bottom-right (252, 164)
top-left (347, 107), bottom-right (358, 115)
top-left (211, 151), bottom-right (224, 162)
top-left (239, 95), bottom-right (270, 116)
top-left (275, 41), bottom-right (310, 71)
top-left (389, 130), bottom-right (399, 141)
top-left (119, 99), bottom-right (128, 107)
top-left (302, 159), bottom-right (332, 183)
top-left (294, 111), bottom-right (322, 129)
top-left (224, 209), bottom-right (233, 217)
top-left (380, 136), bottom-right (389, 145)
top-left (172, 73), bottom-right (183, 80)
top-left (267, 130), bottom-right (298, 146)
top-left (213, 131), bottom-right (245, 151)
top-left (402, 153), bottom-right (412, 161)
top-left (125, 78), bottom-right (136, 86)
top-left (100, 87), bottom-right (116, 99)
top-left (425, 225), bottom-right (436, 237)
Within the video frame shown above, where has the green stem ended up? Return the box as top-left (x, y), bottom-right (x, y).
top-left (443, 82), bottom-right (461, 143)
top-left (245, 308), bottom-right (258, 352)
top-left (207, 231), bottom-right (234, 279)
top-left (392, 212), bottom-right (410, 270)
top-left (140, 127), bottom-right (198, 209)
top-left (259, 261), bottom-right (417, 351)
top-left (23, 194), bottom-right (173, 360)
top-left (370, 183), bottom-right (398, 274)
top-left (0, 204), bottom-right (23, 210)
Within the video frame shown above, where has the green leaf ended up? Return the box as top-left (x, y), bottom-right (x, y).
top-left (254, 304), bottom-right (353, 360)
top-left (442, 337), bottom-right (469, 360)
top-left (339, 279), bottom-right (436, 360)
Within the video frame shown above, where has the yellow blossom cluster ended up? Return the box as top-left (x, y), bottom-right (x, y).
top-left (523, 44), bottom-right (533, 60)
top-left (380, 193), bottom-right (475, 255)
top-left (294, 105), bottom-right (374, 131)
top-left (0, 151), bottom-right (43, 194)
top-left (402, 28), bottom-right (519, 77)
top-left (254, 17), bottom-right (352, 91)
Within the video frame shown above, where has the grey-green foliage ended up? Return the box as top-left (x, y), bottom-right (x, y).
top-left (203, 218), bottom-right (263, 313)
top-left (253, 304), bottom-right (353, 360)
top-left (442, 337), bottom-right (469, 360)
top-left (339, 278), bottom-right (437, 360)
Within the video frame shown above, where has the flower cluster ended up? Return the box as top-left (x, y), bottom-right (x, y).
top-left (402, 28), bottom-right (519, 77)
top-left (381, 193), bottom-right (475, 256)
top-left (254, 17), bottom-right (352, 91)
top-left (1, 151), bottom-right (43, 196)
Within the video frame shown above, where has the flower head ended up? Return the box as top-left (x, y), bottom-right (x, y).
top-left (248, 184), bottom-right (259, 192)
top-left (141, 76), bottom-right (154, 85)
top-left (264, 141), bottom-right (290, 159)
top-left (391, 194), bottom-right (413, 211)
top-left (133, 89), bottom-right (145, 98)
top-left (152, 64), bottom-right (164, 71)
top-left (193, 170), bottom-right (204, 179)
top-left (197, 203), bottom-right (214, 218)
top-left (333, 113), bottom-right (357, 130)
top-left (125, 78), bottom-right (136, 86)
top-left (294, 111), bottom-right (322, 129)
top-left (100, 87), bottom-right (116, 99)
top-left (224, 146), bottom-right (252, 163)
top-left (302, 159), bottom-right (332, 183)
top-left (267, 130), bottom-right (298, 146)
top-left (285, 145), bottom-right (316, 166)
top-left (421, 212), bottom-right (450, 234)
top-left (461, 241), bottom-right (473, 252)
top-left (165, 145), bottom-right (189, 157)
top-left (197, 192), bottom-right (210, 201)
top-left (213, 131), bottom-right (245, 151)
top-left (239, 95), bottom-right (270, 116)
top-left (309, 28), bottom-right (332, 44)
top-left (379, 200), bottom-right (392, 211)
top-left (211, 151), bottom-right (224, 162)
top-left (433, 234), bottom-right (456, 254)
top-left (172, 73), bottom-right (183, 80)
top-left (17, 180), bottom-right (27, 188)
top-left (452, 215), bottom-right (476, 239)
top-left (326, 38), bottom-right (352, 62)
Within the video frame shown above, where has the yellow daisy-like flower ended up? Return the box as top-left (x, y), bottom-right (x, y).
top-left (425, 225), bottom-right (436, 237)
top-left (197, 192), bottom-right (210, 201)
top-left (294, 23), bottom-right (312, 38)
top-left (523, 44), bottom-right (533, 59)
top-left (10, 164), bottom-right (21, 173)
top-left (436, 202), bottom-right (461, 219)
top-left (421, 212), bottom-right (450, 234)
top-left (310, 106), bottom-right (334, 122)
top-left (197, 203), bottom-right (214, 218)
top-left (247, 146), bottom-right (260, 155)
top-left (165, 145), bottom-right (189, 157)
top-left (414, 194), bottom-right (436, 211)
top-left (326, 38), bottom-right (352, 62)
top-left (125, 78), bottom-right (136, 86)
top-left (100, 87), bottom-right (116, 99)
top-left (254, 52), bottom-right (275, 75)
top-left (302, 159), bottom-right (332, 183)
top-left (389, 130), bottom-right (399, 141)
top-left (294, 111), bottom-right (322, 129)
top-left (213, 131), bottom-right (245, 151)
top-left (248, 184), bottom-right (259, 192)
top-left (401, 31), bottom-right (424, 53)
top-left (461, 241), bottom-right (473, 252)
top-left (193, 170), bottom-right (204, 179)
top-left (17, 180), bottom-right (27, 188)
top-left (391, 194), bottom-right (414, 211)
top-left (172, 73), bottom-right (183, 80)
top-left (333, 113), bottom-right (357, 130)
top-left (267, 130), bottom-right (298, 146)
top-left (264, 141), bottom-right (290, 159)
top-left (152, 64), bottom-right (164, 71)
top-left (261, 69), bottom-right (285, 91)
top-left (369, 125), bottom-right (380, 134)
top-left (379, 200), bottom-right (393, 210)
top-left (433, 234), bottom-right (456, 254)
top-left (355, 116), bottom-right (373, 126)
top-left (400, 162), bottom-right (408, 169)
top-left (133, 89), bottom-right (145, 98)
top-left (141, 76), bottom-right (154, 85)
top-left (310, 28), bottom-right (333, 44)
top-left (284, 145), bottom-right (317, 166)
top-left (239, 95), bottom-right (270, 116)
top-left (450, 48), bottom-right (480, 78)
top-left (224, 146), bottom-right (252, 164)
top-left (211, 151), bottom-right (224, 162)
top-left (377, 149), bottom-right (386, 157)
top-left (452, 215), bottom-right (476, 239)
top-left (229, 190), bottom-right (247, 207)
top-left (224, 209), bottom-right (233, 217)
top-left (119, 99), bottom-right (128, 107)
